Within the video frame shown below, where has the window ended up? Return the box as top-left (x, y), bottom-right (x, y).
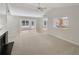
top-left (26, 20), bottom-right (29, 26)
top-left (43, 17), bottom-right (48, 29)
top-left (22, 20), bottom-right (25, 26)
top-left (44, 20), bottom-right (46, 26)
top-left (32, 21), bottom-right (34, 26)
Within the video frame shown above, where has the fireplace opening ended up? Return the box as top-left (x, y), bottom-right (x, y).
top-left (0, 31), bottom-right (8, 54)
top-left (0, 31), bottom-right (14, 55)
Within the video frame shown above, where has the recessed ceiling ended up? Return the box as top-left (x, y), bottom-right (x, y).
top-left (8, 3), bottom-right (79, 17)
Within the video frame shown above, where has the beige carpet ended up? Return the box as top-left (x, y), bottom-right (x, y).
top-left (11, 30), bottom-right (79, 55)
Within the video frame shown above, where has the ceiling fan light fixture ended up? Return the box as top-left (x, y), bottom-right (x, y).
top-left (37, 3), bottom-right (47, 12)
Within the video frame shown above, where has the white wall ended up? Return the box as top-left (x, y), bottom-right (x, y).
top-left (7, 14), bottom-right (20, 42)
top-left (36, 17), bottom-right (48, 32)
top-left (20, 16), bottom-right (45, 32)
top-left (0, 3), bottom-right (7, 27)
top-left (20, 17), bottom-right (36, 31)
top-left (0, 3), bottom-right (7, 37)
top-left (7, 15), bottom-right (42, 42)
top-left (0, 15), bottom-right (7, 26)
top-left (0, 15), bottom-right (7, 37)
top-left (36, 18), bottom-right (43, 32)
top-left (47, 5), bottom-right (79, 45)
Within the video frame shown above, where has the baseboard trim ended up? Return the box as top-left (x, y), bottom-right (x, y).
top-left (48, 33), bottom-right (79, 46)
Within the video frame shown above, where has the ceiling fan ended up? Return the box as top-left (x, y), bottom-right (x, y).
top-left (37, 3), bottom-right (47, 12)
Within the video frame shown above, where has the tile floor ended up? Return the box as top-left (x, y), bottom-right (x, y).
top-left (11, 30), bottom-right (79, 55)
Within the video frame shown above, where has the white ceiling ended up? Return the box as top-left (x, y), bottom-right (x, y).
top-left (7, 3), bottom-right (79, 17)
top-left (0, 4), bottom-right (7, 15)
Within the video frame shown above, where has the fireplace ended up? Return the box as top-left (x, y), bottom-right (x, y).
top-left (0, 31), bottom-right (14, 55)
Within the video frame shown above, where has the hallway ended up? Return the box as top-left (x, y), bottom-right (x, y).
top-left (11, 31), bottom-right (79, 55)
